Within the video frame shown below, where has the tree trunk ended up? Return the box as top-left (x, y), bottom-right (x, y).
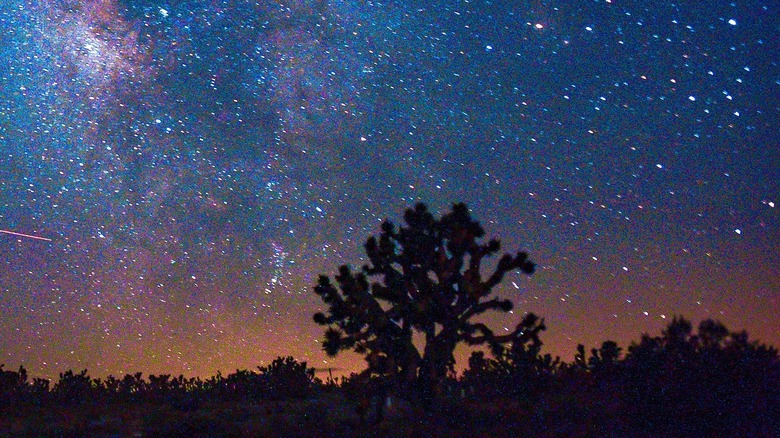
top-left (418, 327), bottom-right (457, 405)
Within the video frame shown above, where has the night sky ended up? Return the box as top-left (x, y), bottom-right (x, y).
top-left (1, 0), bottom-right (778, 381)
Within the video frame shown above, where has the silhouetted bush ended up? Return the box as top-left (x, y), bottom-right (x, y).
top-left (52, 369), bottom-right (95, 405)
top-left (258, 356), bottom-right (317, 400)
top-left (621, 317), bottom-right (780, 435)
top-left (0, 364), bottom-right (30, 406)
top-left (215, 369), bottom-right (264, 402)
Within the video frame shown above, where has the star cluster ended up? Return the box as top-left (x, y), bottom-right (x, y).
top-left (1, 0), bottom-right (777, 379)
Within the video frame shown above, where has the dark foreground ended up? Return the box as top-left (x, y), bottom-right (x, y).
top-left (0, 395), bottom-right (643, 437)
top-left (2, 387), bottom-right (777, 438)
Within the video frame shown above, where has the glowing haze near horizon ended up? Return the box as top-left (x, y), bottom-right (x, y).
top-left (1, 0), bottom-right (778, 380)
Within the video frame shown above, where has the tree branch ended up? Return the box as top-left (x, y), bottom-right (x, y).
top-left (459, 297), bottom-right (513, 324)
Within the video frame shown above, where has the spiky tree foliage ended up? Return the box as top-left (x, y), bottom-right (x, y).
top-left (460, 313), bottom-right (550, 399)
top-left (313, 202), bottom-right (536, 397)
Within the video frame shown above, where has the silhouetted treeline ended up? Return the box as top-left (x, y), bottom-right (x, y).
top-left (0, 356), bottom-right (317, 409)
top-left (456, 316), bottom-right (779, 436)
top-left (1, 318), bottom-right (778, 436)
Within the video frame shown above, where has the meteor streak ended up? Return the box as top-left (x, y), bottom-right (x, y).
top-left (0, 229), bottom-right (52, 242)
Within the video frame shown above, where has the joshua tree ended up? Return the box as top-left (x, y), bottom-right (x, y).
top-left (313, 202), bottom-right (537, 400)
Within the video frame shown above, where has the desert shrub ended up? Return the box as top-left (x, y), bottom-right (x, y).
top-left (52, 369), bottom-right (96, 404)
top-left (0, 364), bottom-right (30, 406)
top-left (258, 356), bottom-right (316, 400)
top-left (622, 317), bottom-right (780, 435)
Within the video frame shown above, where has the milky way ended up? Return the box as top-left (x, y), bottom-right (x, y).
top-left (1, 0), bottom-right (778, 379)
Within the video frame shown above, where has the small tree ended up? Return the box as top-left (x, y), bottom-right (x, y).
top-left (313, 202), bottom-right (537, 400)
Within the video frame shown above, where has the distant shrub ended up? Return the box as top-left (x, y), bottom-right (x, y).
top-left (52, 369), bottom-right (95, 404)
top-left (622, 317), bottom-right (780, 435)
top-left (258, 356), bottom-right (316, 400)
top-left (0, 364), bottom-right (30, 406)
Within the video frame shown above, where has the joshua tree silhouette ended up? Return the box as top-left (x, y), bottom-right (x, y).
top-left (312, 202), bottom-right (537, 401)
